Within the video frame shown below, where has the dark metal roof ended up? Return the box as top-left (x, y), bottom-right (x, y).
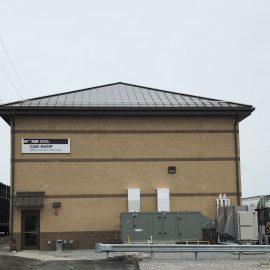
top-left (0, 82), bottom-right (254, 122)
top-left (13, 192), bottom-right (45, 208)
top-left (1, 82), bottom-right (253, 109)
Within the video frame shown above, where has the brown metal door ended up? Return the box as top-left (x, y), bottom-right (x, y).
top-left (21, 210), bottom-right (40, 250)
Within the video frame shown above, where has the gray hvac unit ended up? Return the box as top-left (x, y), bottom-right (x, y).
top-left (217, 206), bottom-right (248, 239)
top-left (235, 211), bottom-right (258, 241)
top-left (120, 211), bottom-right (214, 243)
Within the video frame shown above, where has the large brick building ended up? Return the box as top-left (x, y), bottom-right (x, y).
top-left (0, 82), bottom-right (254, 250)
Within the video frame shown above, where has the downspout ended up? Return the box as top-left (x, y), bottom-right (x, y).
top-left (234, 116), bottom-right (241, 205)
top-left (10, 111), bottom-right (15, 250)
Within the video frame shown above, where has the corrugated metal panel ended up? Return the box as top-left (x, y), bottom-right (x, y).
top-left (13, 192), bottom-right (45, 208)
top-left (1, 82), bottom-right (253, 109)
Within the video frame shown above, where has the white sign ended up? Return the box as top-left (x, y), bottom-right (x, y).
top-left (157, 188), bottom-right (170, 212)
top-left (22, 139), bottom-right (70, 153)
top-left (128, 188), bottom-right (140, 212)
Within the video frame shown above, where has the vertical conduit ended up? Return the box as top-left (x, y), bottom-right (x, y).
top-left (234, 116), bottom-right (241, 205)
top-left (10, 112), bottom-right (15, 250)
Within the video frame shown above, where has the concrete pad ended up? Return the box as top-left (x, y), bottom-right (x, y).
top-left (13, 250), bottom-right (74, 261)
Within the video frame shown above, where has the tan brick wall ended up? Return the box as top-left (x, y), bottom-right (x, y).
top-left (12, 115), bottom-right (240, 237)
top-left (15, 133), bottom-right (235, 159)
top-left (15, 115), bottom-right (235, 130)
top-left (14, 161), bottom-right (237, 194)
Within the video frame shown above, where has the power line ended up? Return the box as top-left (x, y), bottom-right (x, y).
top-left (0, 87), bottom-right (9, 103)
top-left (0, 38), bottom-right (29, 98)
top-left (0, 59), bottom-right (23, 99)
top-left (0, 88), bottom-right (7, 104)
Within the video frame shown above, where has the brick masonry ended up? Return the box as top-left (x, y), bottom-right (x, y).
top-left (12, 230), bottom-right (121, 251)
top-left (11, 233), bottom-right (21, 251)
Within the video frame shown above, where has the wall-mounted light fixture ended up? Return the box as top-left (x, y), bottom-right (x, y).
top-left (168, 166), bottom-right (176, 174)
top-left (52, 202), bottom-right (61, 208)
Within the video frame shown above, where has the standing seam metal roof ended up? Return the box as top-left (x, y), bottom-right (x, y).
top-left (0, 82), bottom-right (253, 109)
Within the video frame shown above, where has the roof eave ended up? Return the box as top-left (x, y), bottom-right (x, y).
top-left (0, 106), bottom-right (255, 125)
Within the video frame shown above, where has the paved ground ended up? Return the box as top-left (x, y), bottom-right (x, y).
top-left (0, 234), bottom-right (9, 252)
top-left (0, 255), bottom-right (40, 270)
top-left (38, 260), bottom-right (138, 270)
top-left (0, 256), bottom-right (138, 270)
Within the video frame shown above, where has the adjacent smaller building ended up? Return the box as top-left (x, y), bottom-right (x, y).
top-left (242, 195), bottom-right (265, 211)
top-left (0, 182), bottom-right (10, 234)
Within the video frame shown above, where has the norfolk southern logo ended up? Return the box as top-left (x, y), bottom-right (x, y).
top-left (23, 139), bottom-right (68, 144)
top-left (23, 139), bottom-right (50, 144)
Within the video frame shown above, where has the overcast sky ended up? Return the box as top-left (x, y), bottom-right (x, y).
top-left (0, 0), bottom-right (269, 197)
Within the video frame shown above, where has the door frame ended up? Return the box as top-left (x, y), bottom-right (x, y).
top-left (21, 210), bottom-right (40, 250)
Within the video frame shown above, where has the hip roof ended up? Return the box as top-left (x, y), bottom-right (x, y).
top-left (0, 82), bottom-right (254, 123)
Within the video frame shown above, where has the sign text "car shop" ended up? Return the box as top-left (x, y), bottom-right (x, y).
top-left (22, 139), bottom-right (70, 153)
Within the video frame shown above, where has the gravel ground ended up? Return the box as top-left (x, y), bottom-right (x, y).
top-left (139, 252), bottom-right (270, 270)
